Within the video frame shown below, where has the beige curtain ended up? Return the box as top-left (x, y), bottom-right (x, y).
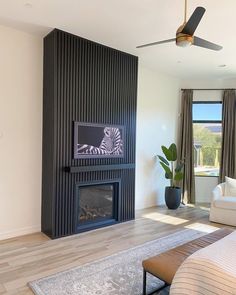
top-left (178, 89), bottom-right (195, 203)
top-left (219, 90), bottom-right (236, 182)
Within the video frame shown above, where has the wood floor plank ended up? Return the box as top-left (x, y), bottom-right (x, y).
top-left (0, 204), bottom-right (231, 294)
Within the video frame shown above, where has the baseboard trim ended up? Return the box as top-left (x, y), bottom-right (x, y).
top-left (135, 202), bottom-right (165, 211)
top-left (0, 225), bottom-right (41, 241)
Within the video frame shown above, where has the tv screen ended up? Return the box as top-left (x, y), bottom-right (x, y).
top-left (74, 122), bottom-right (125, 159)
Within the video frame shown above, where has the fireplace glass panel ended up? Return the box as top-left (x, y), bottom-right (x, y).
top-left (78, 184), bottom-right (114, 225)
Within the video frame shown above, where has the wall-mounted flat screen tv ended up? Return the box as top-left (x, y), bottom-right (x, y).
top-left (74, 122), bottom-right (125, 159)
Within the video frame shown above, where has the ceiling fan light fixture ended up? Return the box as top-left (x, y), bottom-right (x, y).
top-left (176, 35), bottom-right (193, 47)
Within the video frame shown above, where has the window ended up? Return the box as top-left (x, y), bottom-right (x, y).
top-left (193, 102), bottom-right (222, 177)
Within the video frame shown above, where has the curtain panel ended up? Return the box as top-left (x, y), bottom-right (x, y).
top-left (178, 89), bottom-right (195, 203)
top-left (220, 90), bottom-right (236, 182)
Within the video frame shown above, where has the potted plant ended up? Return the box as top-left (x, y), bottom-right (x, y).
top-left (157, 143), bottom-right (184, 209)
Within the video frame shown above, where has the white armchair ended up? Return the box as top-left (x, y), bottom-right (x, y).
top-left (210, 182), bottom-right (236, 226)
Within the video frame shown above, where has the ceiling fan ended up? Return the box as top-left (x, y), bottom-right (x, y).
top-left (137, 0), bottom-right (223, 51)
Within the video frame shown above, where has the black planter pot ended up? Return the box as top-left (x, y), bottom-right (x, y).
top-left (165, 187), bottom-right (181, 209)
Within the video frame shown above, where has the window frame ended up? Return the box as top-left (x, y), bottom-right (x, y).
top-left (192, 101), bottom-right (222, 178)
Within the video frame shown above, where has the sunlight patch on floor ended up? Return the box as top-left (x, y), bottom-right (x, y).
top-left (142, 212), bottom-right (188, 225)
top-left (185, 222), bottom-right (219, 233)
top-left (198, 206), bottom-right (210, 212)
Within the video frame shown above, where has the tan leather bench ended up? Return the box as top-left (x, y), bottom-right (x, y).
top-left (142, 228), bottom-right (233, 295)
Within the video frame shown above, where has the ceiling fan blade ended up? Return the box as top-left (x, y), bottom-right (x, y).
top-left (193, 36), bottom-right (223, 51)
top-left (181, 7), bottom-right (206, 35)
top-left (136, 38), bottom-right (175, 49)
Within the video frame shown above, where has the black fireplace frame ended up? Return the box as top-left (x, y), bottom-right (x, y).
top-left (74, 179), bottom-right (121, 233)
top-left (41, 29), bottom-right (137, 239)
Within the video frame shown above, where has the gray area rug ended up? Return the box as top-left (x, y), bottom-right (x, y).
top-left (29, 229), bottom-right (205, 295)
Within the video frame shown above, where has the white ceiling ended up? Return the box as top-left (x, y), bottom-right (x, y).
top-left (0, 0), bottom-right (236, 79)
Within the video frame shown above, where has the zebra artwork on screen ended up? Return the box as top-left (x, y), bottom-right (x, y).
top-left (73, 122), bottom-right (125, 159)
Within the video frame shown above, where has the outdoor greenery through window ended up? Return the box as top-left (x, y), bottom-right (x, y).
top-left (193, 102), bottom-right (222, 177)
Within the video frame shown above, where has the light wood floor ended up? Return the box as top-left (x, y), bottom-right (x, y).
top-left (0, 204), bottom-right (230, 295)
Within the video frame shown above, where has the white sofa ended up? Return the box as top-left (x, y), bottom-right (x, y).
top-left (210, 182), bottom-right (236, 226)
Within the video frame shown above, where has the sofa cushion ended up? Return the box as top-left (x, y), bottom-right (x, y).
top-left (214, 196), bottom-right (236, 210)
top-left (225, 176), bottom-right (236, 196)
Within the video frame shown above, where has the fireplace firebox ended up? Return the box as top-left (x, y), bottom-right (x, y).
top-left (75, 180), bottom-right (120, 233)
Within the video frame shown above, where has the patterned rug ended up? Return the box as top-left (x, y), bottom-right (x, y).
top-left (29, 229), bottom-right (205, 295)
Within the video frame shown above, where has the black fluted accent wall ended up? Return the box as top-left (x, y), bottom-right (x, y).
top-left (42, 29), bottom-right (138, 239)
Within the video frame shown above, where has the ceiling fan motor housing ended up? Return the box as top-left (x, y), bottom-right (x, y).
top-left (176, 24), bottom-right (193, 47)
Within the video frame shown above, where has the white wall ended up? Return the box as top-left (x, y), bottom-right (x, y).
top-left (0, 24), bottom-right (181, 239)
top-left (135, 66), bottom-right (180, 209)
top-left (0, 25), bottom-right (43, 240)
top-left (1, 24), bottom-right (233, 237)
top-left (181, 78), bottom-right (236, 203)
top-left (5, 24), bottom-right (230, 236)
top-left (181, 78), bottom-right (236, 90)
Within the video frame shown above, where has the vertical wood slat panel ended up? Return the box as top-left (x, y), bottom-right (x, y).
top-left (42, 29), bottom-right (138, 238)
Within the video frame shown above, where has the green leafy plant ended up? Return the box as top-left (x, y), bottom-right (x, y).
top-left (157, 143), bottom-right (184, 188)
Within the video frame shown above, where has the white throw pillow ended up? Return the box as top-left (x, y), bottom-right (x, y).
top-left (225, 176), bottom-right (236, 197)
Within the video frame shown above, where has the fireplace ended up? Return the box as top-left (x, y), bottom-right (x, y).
top-left (42, 29), bottom-right (137, 238)
top-left (75, 180), bottom-right (120, 233)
